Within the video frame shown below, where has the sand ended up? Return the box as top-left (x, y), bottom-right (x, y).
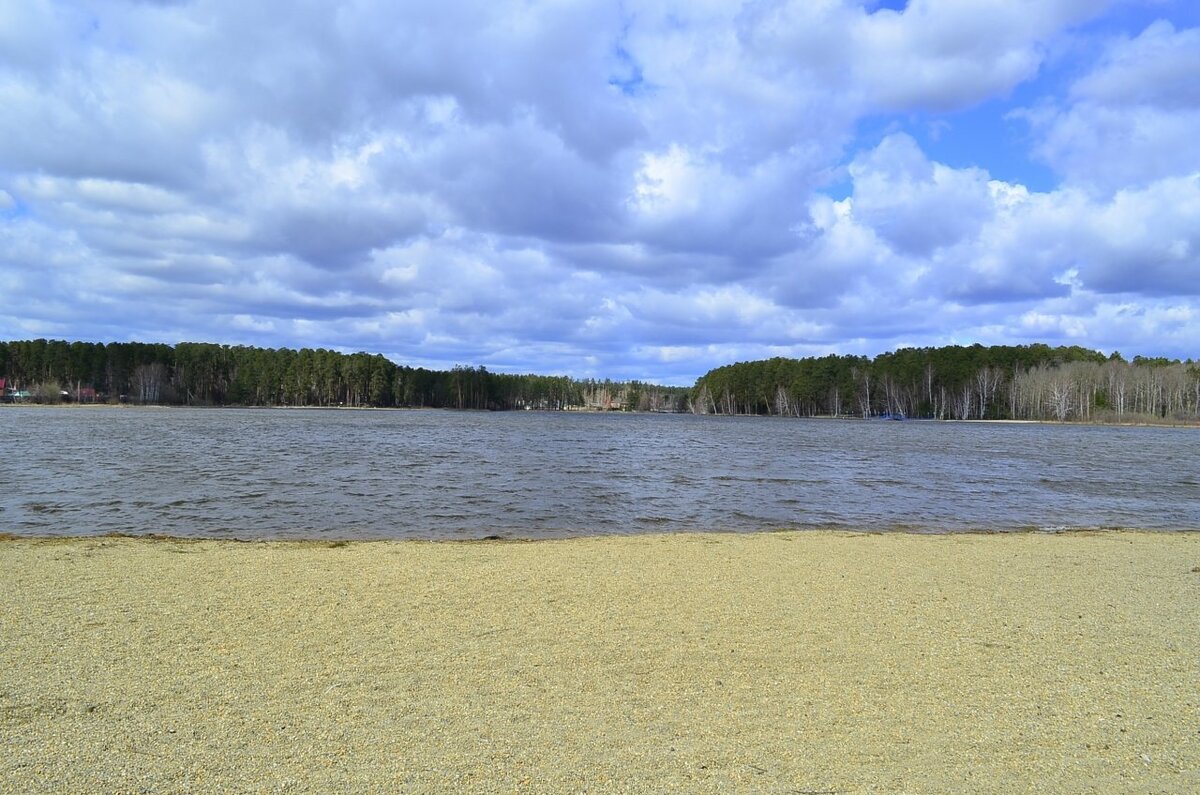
top-left (2, 530), bottom-right (1197, 794)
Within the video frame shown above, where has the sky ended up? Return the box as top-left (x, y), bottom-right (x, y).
top-left (1, 0), bottom-right (1198, 384)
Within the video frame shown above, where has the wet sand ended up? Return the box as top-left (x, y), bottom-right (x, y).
top-left (2, 530), bottom-right (1198, 793)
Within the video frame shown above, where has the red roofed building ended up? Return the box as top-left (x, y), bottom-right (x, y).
top-left (0, 378), bottom-right (6, 399)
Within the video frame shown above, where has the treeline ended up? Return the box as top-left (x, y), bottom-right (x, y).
top-left (0, 339), bottom-right (689, 411)
top-left (6, 339), bottom-right (1197, 421)
top-left (692, 344), bottom-right (1200, 422)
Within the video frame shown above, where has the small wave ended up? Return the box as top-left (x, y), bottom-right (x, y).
top-left (709, 475), bottom-right (826, 487)
top-left (164, 497), bottom-right (217, 508)
top-left (23, 503), bottom-right (64, 514)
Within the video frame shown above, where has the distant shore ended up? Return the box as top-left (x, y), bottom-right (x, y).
top-left (4, 401), bottom-right (1198, 427)
top-left (3, 530), bottom-right (1197, 793)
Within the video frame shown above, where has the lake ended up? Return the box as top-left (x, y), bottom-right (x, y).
top-left (2, 406), bottom-right (1197, 539)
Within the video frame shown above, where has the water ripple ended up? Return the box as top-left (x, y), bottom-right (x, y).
top-left (1, 407), bottom-right (1197, 539)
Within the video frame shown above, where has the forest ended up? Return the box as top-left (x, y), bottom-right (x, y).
top-left (692, 344), bottom-right (1200, 423)
top-left (0, 339), bottom-right (687, 412)
top-left (2, 339), bottom-right (1198, 422)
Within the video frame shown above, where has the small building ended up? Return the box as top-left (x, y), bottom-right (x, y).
top-left (0, 379), bottom-right (24, 402)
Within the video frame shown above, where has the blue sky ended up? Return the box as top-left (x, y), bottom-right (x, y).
top-left (1, 0), bottom-right (1198, 383)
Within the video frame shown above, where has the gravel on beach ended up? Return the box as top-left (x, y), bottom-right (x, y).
top-left (2, 530), bottom-right (1198, 793)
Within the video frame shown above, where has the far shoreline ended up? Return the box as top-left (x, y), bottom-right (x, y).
top-left (3, 400), bottom-right (1198, 427)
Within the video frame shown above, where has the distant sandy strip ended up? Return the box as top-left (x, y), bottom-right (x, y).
top-left (2, 531), bottom-right (1197, 793)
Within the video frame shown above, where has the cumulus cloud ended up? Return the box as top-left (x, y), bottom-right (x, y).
top-left (762, 123), bottom-right (1200, 355)
top-left (1026, 20), bottom-right (1200, 192)
top-left (0, 0), bottom-right (1196, 381)
top-left (854, 0), bottom-right (1109, 110)
top-left (847, 133), bottom-right (994, 255)
top-left (737, 0), bottom-right (1108, 112)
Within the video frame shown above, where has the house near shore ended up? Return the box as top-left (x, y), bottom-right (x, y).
top-left (0, 379), bottom-right (105, 403)
top-left (1, 379), bottom-right (35, 402)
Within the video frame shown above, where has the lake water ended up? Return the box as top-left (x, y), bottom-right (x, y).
top-left (2, 407), bottom-right (1197, 539)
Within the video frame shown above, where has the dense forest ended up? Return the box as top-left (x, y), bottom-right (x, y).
top-left (0, 339), bottom-right (688, 411)
top-left (692, 344), bottom-right (1200, 423)
top-left (2, 339), bottom-right (1197, 422)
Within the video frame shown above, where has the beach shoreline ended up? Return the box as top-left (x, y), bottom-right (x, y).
top-left (3, 530), bottom-right (1198, 793)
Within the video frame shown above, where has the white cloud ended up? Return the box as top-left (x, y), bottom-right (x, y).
top-left (816, 115), bottom-right (1199, 308)
top-left (1027, 20), bottom-right (1200, 192)
top-left (853, 2), bottom-right (1035, 110)
top-left (1071, 19), bottom-right (1200, 109)
top-left (736, 0), bottom-right (1108, 112)
top-left (228, 314), bottom-right (276, 333)
top-left (0, 1), bottom-right (1196, 379)
top-left (847, 133), bottom-right (994, 255)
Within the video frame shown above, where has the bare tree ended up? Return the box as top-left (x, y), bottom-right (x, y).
top-left (132, 363), bottom-right (168, 404)
top-left (1049, 375), bottom-right (1073, 422)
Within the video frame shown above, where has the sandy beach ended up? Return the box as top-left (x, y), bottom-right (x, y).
top-left (2, 530), bottom-right (1197, 793)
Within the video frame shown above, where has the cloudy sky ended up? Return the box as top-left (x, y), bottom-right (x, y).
top-left (1, 0), bottom-right (1198, 383)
